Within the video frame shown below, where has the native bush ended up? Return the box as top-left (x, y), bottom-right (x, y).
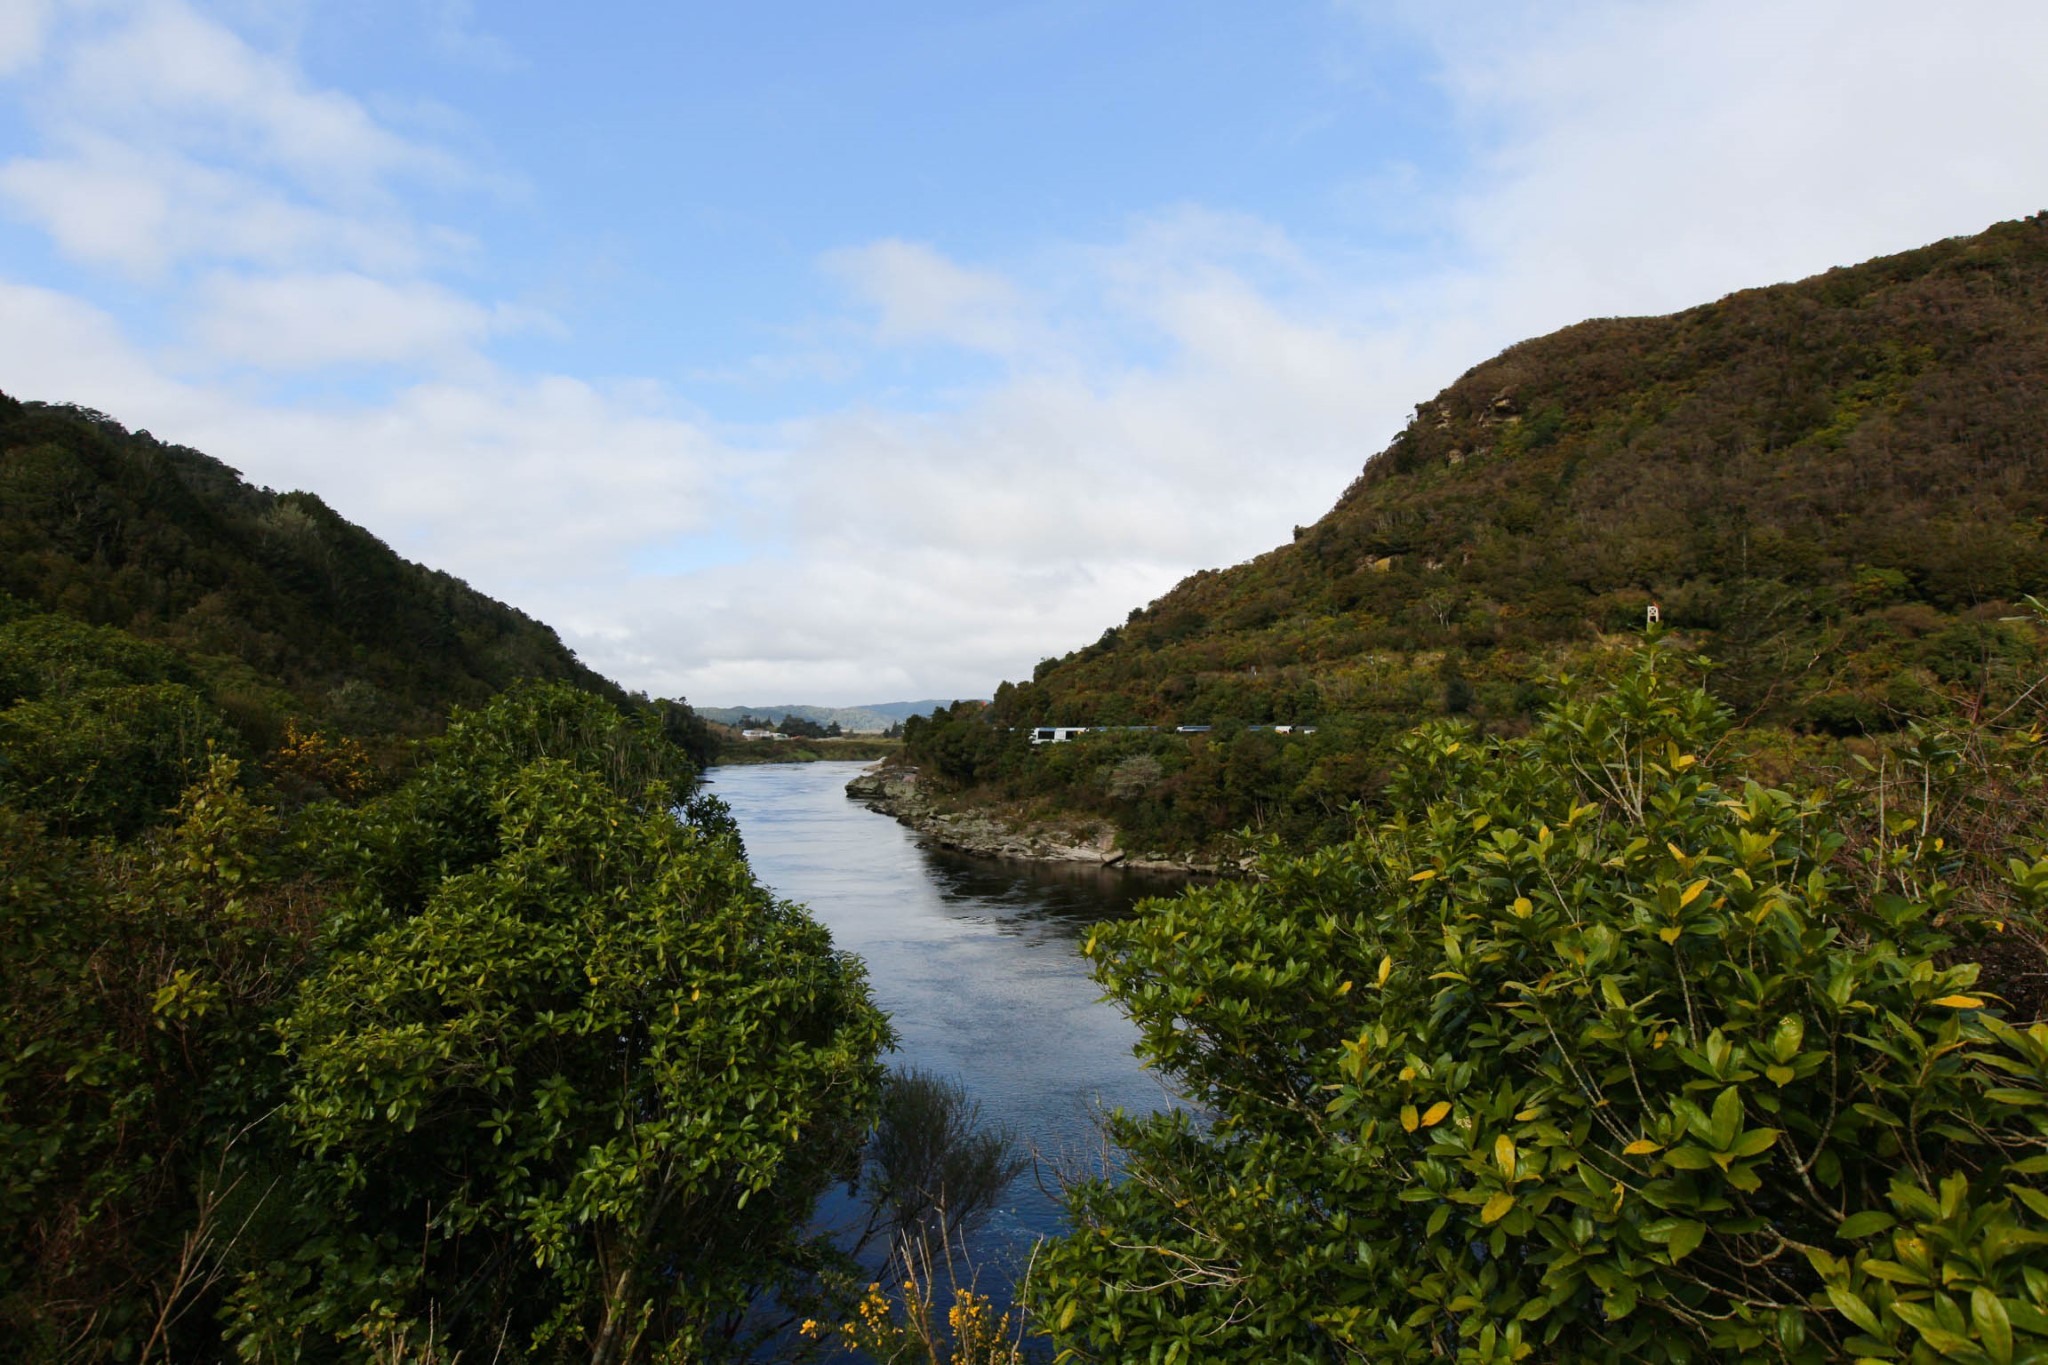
top-left (229, 688), bottom-right (891, 1362)
top-left (4, 680), bottom-right (891, 1364)
top-left (1035, 642), bottom-right (2048, 1363)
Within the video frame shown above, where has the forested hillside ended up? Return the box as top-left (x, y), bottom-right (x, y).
top-left (906, 213), bottom-right (2048, 854)
top-left (0, 394), bottom-right (627, 745)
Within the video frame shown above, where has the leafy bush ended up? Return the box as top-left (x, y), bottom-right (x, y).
top-left (0, 681), bottom-right (237, 836)
top-left (242, 753), bottom-right (889, 1360)
top-left (215, 683), bottom-right (890, 1362)
top-left (1036, 644), bottom-right (2048, 1363)
top-left (3, 680), bottom-right (891, 1364)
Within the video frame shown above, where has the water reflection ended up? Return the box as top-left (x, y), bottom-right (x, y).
top-left (707, 761), bottom-right (1179, 1274)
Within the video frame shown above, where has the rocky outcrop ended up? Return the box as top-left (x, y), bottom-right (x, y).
top-left (844, 763), bottom-right (1235, 875)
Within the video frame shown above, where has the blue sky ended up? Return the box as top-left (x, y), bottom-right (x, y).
top-left (2, 1), bottom-right (2045, 705)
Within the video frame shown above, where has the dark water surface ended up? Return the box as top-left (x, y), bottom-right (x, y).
top-left (707, 761), bottom-right (1178, 1270)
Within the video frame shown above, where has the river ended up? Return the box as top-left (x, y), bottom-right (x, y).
top-left (706, 760), bottom-right (1179, 1280)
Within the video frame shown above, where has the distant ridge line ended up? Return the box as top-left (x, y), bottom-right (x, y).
top-left (695, 699), bottom-right (975, 733)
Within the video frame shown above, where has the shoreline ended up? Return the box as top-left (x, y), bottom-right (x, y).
top-left (843, 762), bottom-right (1239, 877)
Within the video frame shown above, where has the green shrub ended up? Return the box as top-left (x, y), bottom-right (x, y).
top-left (235, 692), bottom-right (890, 1361)
top-left (0, 681), bottom-right (236, 836)
top-left (1036, 643), bottom-right (2048, 1363)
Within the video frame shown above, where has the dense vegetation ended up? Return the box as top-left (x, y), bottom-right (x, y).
top-left (904, 213), bottom-right (2048, 856)
top-left (13, 209), bottom-right (2048, 1363)
top-left (0, 400), bottom-right (911, 1361)
top-left (2, 671), bottom-right (897, 1362)
top-left (1036, 640), bottom-right (2048, 1362)
top-left (0, 394), bottom-right (656, 754)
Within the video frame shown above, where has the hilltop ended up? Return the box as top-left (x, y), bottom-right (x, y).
top-left (901, 212), bottom-right (2048, 855)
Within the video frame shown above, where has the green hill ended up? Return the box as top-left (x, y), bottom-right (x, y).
top-left (0, 393), bottom-right (629, 745)
top-left (906, 212), bottom-right (2048, 852)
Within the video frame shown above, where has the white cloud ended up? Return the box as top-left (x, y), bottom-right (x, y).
top-left (0, 133), bottom-right (430, 278)
top-left (565, 229), bottom-right (1437, 703)
top-left (0, 279), bottom-right (195, 417)
top-left (0, 0), bottom-right (52, 76)
top-left (188, 271), bottom-right (532, 371)
top-left (1404, 0), bottom-right (2048, 335)
top-left (58, 0), bottom-right (449, 196)
top-left (0, 0), bottom-right (512, 380)
top-left (822, 238), bottom-right (1038, 356)
top-left (423, 0), bottom-right (525, 73)
top-left (0, 277), bottom-right (728, 620)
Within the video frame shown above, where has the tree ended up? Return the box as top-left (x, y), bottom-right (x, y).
top-left (231, 684), bottom-right (892, 1362)
top-left (1035, 643), bottom-right (2048, 1363)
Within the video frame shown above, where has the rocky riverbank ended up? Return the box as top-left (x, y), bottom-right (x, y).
top-left (844, 763), bottom-right (1239, 875)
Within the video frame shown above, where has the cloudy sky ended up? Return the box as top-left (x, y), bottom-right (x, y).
top-left (1, 1), bottom-right (2044, 706)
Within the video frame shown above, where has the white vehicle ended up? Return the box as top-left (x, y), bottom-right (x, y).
top-left (1030, 726), bottom-right (1092, 745)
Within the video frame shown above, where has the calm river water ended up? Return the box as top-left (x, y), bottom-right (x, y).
top-left (706, 760), bottom-right (1180, 1274)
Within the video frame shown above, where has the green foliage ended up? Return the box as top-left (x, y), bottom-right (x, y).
top-left (1, 755), bottom-right (317, 1360)
top-left (0, 680), bottom-right (238, 837)
top-left (244, 753), bottom-right (889, 1360)
top-left (0, 613), bottom-right (191, 702)
top-left (0, 612), bottom-right (236, 836)
top-left (903, 707), bottom-right (1386, 854)
top-left (3, 680), bottom-right (890, 1363)
top-left (323, 679), bottom-right (704, 920)
top-left (1035, 644), bottom-right (2048, 1363)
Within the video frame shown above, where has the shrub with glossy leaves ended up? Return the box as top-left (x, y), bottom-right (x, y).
top-left (231, 687), bottom-right (891, 1362)
top-left (1035, 643), bottom-right (2048, 1363)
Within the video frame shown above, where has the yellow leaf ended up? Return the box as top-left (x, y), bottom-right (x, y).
top-left (1398, 1065), bottom-right (1417, 1082)
top-left (1679, 878), bottom-right (1709, 908)
top-left (1623, 1140), bottom-right (1662, 1156)
top-left (1409, 869), bottom-right (1438, 883)
top-left (1514, 1107), bottom-right (1540, 1121)
top-left (1377, 955), bottom-right (1392, 988)
top-left (1932, 995), bottom-right (1985, 1009)
top-left (1657, 926), bottom-right (1682, 944)
top-left (1401, 1104), bottom-right (1419, 1133)
top-left (1511, 896), bottom-right (1532, 919)
top-left (1495, 1135), bottom-right (1517, 1178)
top-left (1422, 1100), bottom-right (1452, 1127)
top-left (1481, 1192), bottom-right (1515, 1224)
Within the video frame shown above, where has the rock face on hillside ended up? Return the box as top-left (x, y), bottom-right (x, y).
top-left (845, 763), bottom-right (1233, 874)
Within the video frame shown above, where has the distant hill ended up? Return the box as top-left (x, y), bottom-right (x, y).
top-left (696, 700), bottom-right (963, 733)
top-left (906, 212), bottom-right (2048, 852)
top-left (0, 393), bottom-right (634, 746)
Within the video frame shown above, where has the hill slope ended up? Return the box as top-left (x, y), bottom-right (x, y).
top-left (907, 213), bottom-right (2048, 852)
top-left (0, 393), bottom-right (627, 742)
